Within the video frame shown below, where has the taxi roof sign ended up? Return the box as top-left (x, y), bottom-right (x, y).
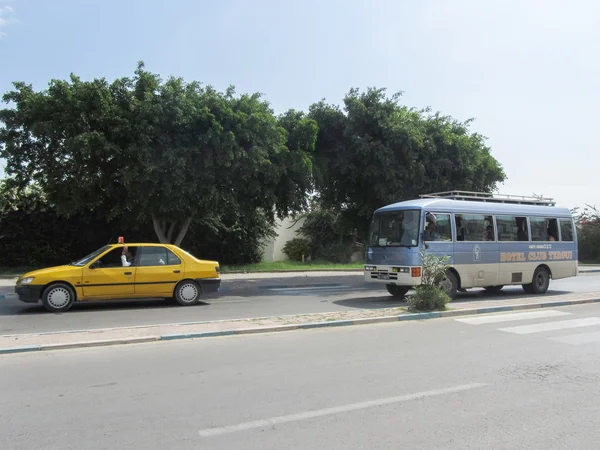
top-left (118, 236), bottom-right (124, 244)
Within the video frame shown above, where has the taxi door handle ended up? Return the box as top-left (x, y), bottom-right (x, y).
top-left (124, 272), bottom-right (132, 275)
top-left (173, 270), bottom-right (181, 274)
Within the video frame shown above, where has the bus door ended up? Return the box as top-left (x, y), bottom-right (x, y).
top-left (422, 212), bottom-right (454, 264)
top-left (453, 213), bottom-right (499, 287)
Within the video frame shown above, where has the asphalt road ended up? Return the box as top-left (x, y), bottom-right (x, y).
top-left (3, 302), bottom-right (600, 449)
top-left (2, 274), bottom-right (600, 334)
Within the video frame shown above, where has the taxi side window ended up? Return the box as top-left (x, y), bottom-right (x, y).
top-left (97, 247), bottom-right (137, 268)
top-left (140, 247), bottom-right (181, 266)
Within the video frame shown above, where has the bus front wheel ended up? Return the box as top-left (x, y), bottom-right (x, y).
top-left (439, 271), bottom-right (458, 298)
top-left (386, 285), bottom-right (410, 298)
top-left (523, 267), bottom-right (550, 294)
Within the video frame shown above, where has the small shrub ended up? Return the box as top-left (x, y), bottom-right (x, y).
top-left (420, 252), bottom-right (451, 286)
top-left (282, 238), bottom-right (311, 261)
top-left (407, 285), bottom-right (451, 311)
top-left (407, 251), bottom-right (452, 311)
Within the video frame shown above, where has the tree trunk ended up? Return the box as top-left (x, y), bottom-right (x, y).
top-left (152, 216), bottom-right (168, 243)
top-left (166, 222), bottom-right (176, 242)
top-left (174, 217), bottom-right (192, 247)
top-left (152, 215), bottom-right (192, 246)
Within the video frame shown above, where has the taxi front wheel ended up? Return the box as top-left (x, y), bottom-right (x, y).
top-left (174, 280), bottom-right (202, 306)
top-left (42, 283), bottom-right (75, 313)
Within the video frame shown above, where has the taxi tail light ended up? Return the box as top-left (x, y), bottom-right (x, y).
top-left (411, 267), bottom-right (421, 277)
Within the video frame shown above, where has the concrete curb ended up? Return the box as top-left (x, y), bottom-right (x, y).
top-left (2, 296), bottom-right (600, 356)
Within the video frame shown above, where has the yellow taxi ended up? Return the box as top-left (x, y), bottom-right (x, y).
top-left (15, 241), bottom-right (221, 313)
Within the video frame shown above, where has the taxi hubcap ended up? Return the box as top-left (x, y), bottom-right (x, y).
top-left (180, 284), bottom-right (198, 302)
top-left (48, 288), bottom-right (70, 308)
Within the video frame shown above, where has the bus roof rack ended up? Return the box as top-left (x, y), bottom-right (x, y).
top-left (419, 191), bottom-right (556, 207)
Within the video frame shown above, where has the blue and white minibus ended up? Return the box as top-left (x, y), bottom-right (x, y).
top-left (364, 191), bottom-right (578, 298)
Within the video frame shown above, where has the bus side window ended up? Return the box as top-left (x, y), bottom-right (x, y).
top-left (532, 217), bottom-right (559, 242)
top-left (455, 214), bottom-right (494, 241)
top-left (424, 213), bottom-right (452, 242)
top-left (497, 216), bottom-right (529, 241)
top-left (560, 219), bottom-right (574, 241)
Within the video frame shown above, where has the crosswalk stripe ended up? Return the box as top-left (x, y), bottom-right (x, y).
top-left (550, 331), bottom-right (600, 345)
top-left (499, 317), bottom-right (600, 335)
top-left (455, 310), bottom-right (571, 325)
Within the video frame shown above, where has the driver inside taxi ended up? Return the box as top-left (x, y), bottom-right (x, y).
top-left (121, 246), bottom-right (134, 267)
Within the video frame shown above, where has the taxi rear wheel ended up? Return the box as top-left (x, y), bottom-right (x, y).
top-left (174, 280), bottom-right (201, 306)
top-left (42, 283), bottom-right (75, 313)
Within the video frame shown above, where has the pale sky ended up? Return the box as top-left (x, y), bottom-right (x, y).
top-left (1, 0), bottom-right (598, 210)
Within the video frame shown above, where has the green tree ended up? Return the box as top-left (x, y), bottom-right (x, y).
top-left (309, 88), bottom-right (506, 238)
top-left (0, 63), bottom-right (317, 246)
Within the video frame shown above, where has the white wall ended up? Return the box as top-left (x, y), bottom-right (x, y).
top-left (262, 216), bottom-right (306, 262)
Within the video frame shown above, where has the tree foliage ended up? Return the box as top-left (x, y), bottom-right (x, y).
top-left (0, 63), bottom-right (317, 245)
top-left (309, 88), bottom-right (506, 238)
top-left (0, 67), bottom-right (510, 267)
top-left (572, 205), bottom-right (600, 262)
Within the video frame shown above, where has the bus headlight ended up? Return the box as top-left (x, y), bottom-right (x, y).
top-left (364, 265), bottom-right (376, 271)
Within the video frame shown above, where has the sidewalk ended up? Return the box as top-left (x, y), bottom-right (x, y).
top-left (2, 291), bottom-right (600, 355)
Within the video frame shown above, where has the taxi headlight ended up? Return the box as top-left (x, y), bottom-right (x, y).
top-left (19, 277), bottom-right (35, 285)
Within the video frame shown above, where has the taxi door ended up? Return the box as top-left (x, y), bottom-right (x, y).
top-left (82, 247), bottom-right (136, 299)
top-left (134, 246), bottom-right (184, 297)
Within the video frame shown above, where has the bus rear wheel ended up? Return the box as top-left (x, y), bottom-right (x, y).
top-left (386, 285), bottom-right (410, 298)
top-left (523, 266), bottom-right (550, 294)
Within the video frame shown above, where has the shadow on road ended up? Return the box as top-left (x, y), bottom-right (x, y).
top-left (333, 287), bottom-right (574, 310)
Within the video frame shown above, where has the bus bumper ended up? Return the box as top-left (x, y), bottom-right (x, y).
top-left (363, 265), bottom-right (422, 286)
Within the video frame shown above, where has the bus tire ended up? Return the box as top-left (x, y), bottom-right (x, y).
top-left (386, 285), bottom-right (410, 298)
top-left (528, 266), bottom-right (551, 294)
top-left (439, 271), bottom-right (458, 298)
top-left (483, 285), bottom-right (504, 293)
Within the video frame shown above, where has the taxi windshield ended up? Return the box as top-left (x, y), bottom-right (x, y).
top-left (71, 246), bottom-right (111, 266)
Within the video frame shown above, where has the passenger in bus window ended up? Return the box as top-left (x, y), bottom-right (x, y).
top-left (548, 229), bottom-right (557, 241)
top-left (516, 218), bottom-right (529, 241)
top-left (423, 214), bottom-right (438, 241)
top-left (423, 221), bottom-right (438, 241)
top-left (484, 226), bottom-right (493, 241)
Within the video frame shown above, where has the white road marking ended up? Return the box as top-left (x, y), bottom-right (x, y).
top-left (499, 317), bottom-right (600, 335)
top-left (456, 310), bottom-right (571, 325)
top-left (197, 383), bottom-right (486, 438)
top-left (550, 330), bottom-right (600, 345)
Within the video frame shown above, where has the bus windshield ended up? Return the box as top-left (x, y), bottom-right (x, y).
top-left (369, 210), bottom-right (420, 247)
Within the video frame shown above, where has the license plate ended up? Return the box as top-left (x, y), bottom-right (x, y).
top-left (378, 273), bottom-right (390, 280)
